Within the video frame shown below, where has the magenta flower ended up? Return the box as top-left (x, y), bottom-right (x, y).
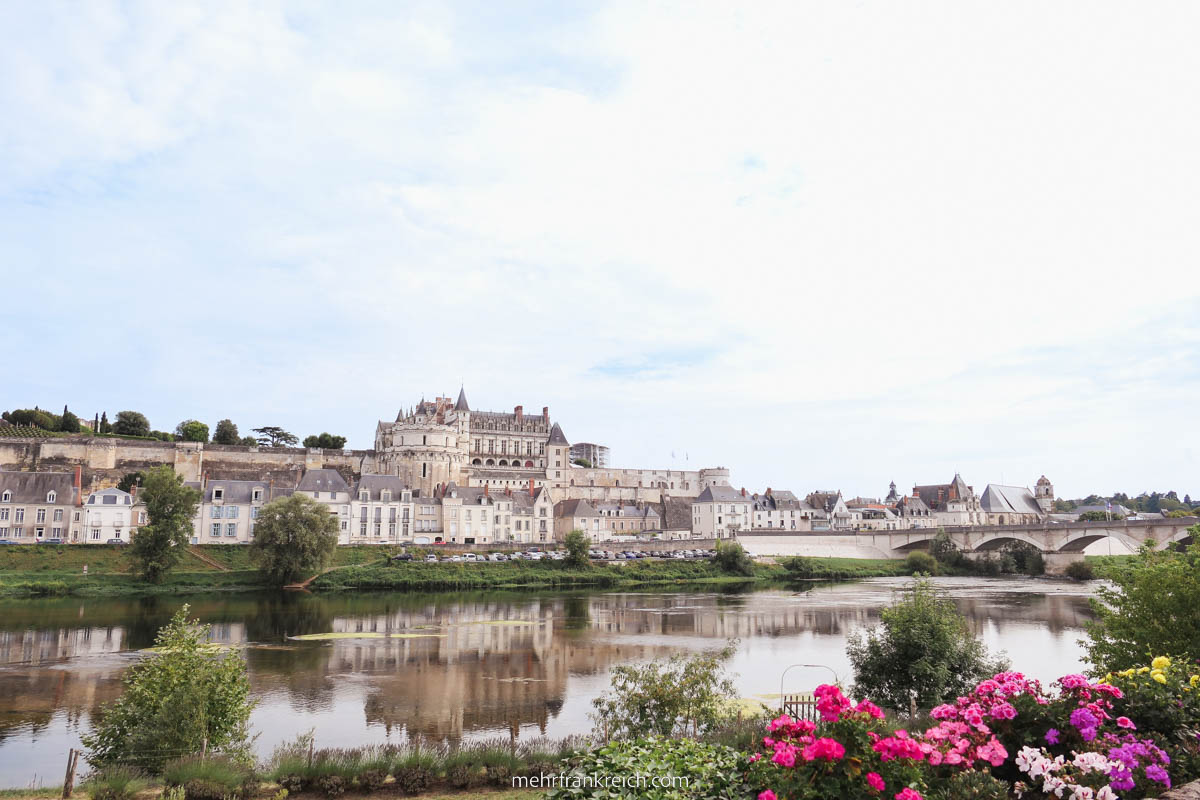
top-left (758, 791), bottom-right (778, 800)
top-left (895, 789), bottom-right (924, 800)
top-left (867, 772), bottom-right (886, 791)
top-left (1116, 716), bottom-right (1136, 730)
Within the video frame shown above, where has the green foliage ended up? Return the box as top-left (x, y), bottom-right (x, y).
top-left (929, 529), bottom-right (966, 569)
top-left (175, 420), bottom-right (210, 442)
top-left (302, 433), bottom-right (347, 449)
top-left (564, 530), bottom-right (590, 567)
top-left (711, 540), bottom-right (753, 576)
top-left (113, 410), bottom-right (152, 437)
top-left (847, 578), bottom-right (1008, 710)
top-left (81, 765), bottom-right (150, 800)
top-left (253, 426), bottom-right (298, 448)
top-left (249, 494), bottom-right (339, 585)
top-left (5, 407), bottom-right (61, 430)
top-left (571, 457), bottom-right (592, 468)
top-left (591, 643), bottom-right (738, 738)
top-left (1085, 532), bottom-right (1200, 671)
top-left (99, 411), bottom-right (112, 433)
top-left (781, 556), bottom-right (908, 581)
top-left (928, 769), bottom-right (1011, 800)
top-left (1078, 510), bottom-right (1124, 522)
top-left (1064, 560), bottom-right (1095, 581)
top-left (547, 737), bottom-right (746, 800)
top-left (904, 550), bottom-right (938, 574)
top-left (162, 756), bottom-right (253, 798)
top-left (60, 406), bottom-right (81, 433)
top-left (240, 436), bottom-right (258, 446)
top-left (116, 471), bottom-right (144, 494)
top-left (212, 419), bottom-right (241, 445)
top-left (999, 540), bottom-right (1045, 576)
top-left (131, 466), bottom-right (202, 584)
top-left (82, 605), bottom-right (255, 772)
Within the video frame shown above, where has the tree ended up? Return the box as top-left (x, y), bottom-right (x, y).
top-left (249, 493), bottom-right (339, 585)
top-left (302, 432), bottom-right (347, 449)
top-left (212, 419), bottom-right (241, 445)
top-left (116, 472), bottom-right (144, 494)
top-left (1079, 511), bottom-right (1124, 522)
top-left (591, 643), bottom-right (738, 738)
top-left (60, 405), bottom-right (81, 433)
top-left (82, 605), bottom-right (254, 771)
top-left (711, 540), bottom-right (754, 576)
top-left (99, 411), bottom-right (112, 434)
top-left (7, 407), bottom-right (59, 430)
top-left (572, 458), bottom-right (592, 468)
top-left (253, 426), bottom-right (298, 448)
top-left (175, 419), bottom-right (210, 442)
top-left (113, 410), bottom-right (151, 437)
top-left (130, 466), bottom-right (202, 584)
top-left (1085, 532), bottom-right (1200, 672)
top-left (564, 529), bottom-right (591, 567)
top-left (239, 435), bottom-right (259, 447)
top-left (847, 578), bottom-right (1008, 710)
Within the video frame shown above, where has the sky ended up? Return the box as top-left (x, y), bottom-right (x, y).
top-left (1, 1), bottom-right (1198, 501)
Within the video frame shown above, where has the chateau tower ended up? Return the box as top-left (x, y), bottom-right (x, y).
top-left (374, 390), bottom-right (471, 494)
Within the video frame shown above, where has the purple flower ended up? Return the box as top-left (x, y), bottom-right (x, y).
top-left (1145, 763), bottom-right (1171, 787)
top-left (1070, 707), bottom-right (1099, 732)
top-left (1108, 768), bottom-right (1136, 792)
top-left (1044, 728), bottom-right (1060, 745)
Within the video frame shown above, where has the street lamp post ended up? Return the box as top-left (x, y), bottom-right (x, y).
top-left (779, 663), bottom-right (839, 710)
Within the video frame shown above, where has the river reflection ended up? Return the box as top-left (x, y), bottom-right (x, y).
top-left (0, 577), bottom-right (1095, 785)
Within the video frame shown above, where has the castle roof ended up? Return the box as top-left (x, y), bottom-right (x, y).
top-left (555, 498), bottom-right (597, 517)
top-left (0, 470), bottom-right (79, 504)
top-left (198, 478), bottom-right (293, 504)
top-left (547, 422), bottom-right (569, 445)
top-left (353, 474), bottom-right (410, 501)
top-left (455, 387), bottom-right (470, 411)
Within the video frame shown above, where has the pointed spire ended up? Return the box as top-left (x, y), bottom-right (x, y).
top-left (547, 422), bottom-right (569, 445)
top-left (454, 386), bottom-right (470, 411)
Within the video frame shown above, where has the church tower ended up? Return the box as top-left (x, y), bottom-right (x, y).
top-left (1035, 475), bottom-right (1054, 514)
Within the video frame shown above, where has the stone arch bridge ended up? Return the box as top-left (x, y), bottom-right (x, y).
top-left (736, 518), bottom-right (1199, 572)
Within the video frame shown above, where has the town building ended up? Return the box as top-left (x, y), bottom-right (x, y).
top-left (691, 485), bottom-right (752, 539)
top-left (82, 487), bottom-right (144, 544)
top-left (749, 489), bottom-right (815, 532)
top-left (913, 473), bottom-right (985, 526)
top-left (979, 483), bottom-right (1049, 526)
top-left (190, 478), bottom-right (293, 544)
top-left (0, 469), bottom-right (83, 542)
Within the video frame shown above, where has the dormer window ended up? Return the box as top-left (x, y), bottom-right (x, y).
top-left (88, 495), bottom-right (96, 504)
top-left (381, 490), bottom-right (391, 502)
top-left (213, 488), bottom-right (224, 501)
top-left (1, 491), bottom-right (10, 503)
top-left (47, 491), bottom-right (57, 503)
top-left (252, 488), bottom-right (263, 502)
top-left (359, 491), bottom-right (369, 502)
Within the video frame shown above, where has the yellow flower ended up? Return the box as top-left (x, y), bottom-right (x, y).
top-left (1153, 672), bottom-right (1168, 684)
top-left (1191, 675), bottom-right (1199, 688)
top-left (1139, 667), bottom-right (1151, 674)
top-left (1121, 669), bottom-right (1136, 678)
top-left (1152, 656), bottom-right (1172, 671)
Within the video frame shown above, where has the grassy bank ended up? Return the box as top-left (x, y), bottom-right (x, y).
top-left (778, 556), bottom-right (910, 580)
top-left (311, 558), bottom-right (790, 592)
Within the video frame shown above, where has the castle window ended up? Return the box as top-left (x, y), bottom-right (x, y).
top-left (360, 491), bottom-right (368, 501)
top-left (422, 463), bottom-right (427, 478)
top-left (252, 488), bottom-right (263, 502)
top-left (47, 491), bottom-right (56, 503)
top-left (213, 488), bottom-right (224, 501)
top-left (0, 491), bottom-right (9, 503)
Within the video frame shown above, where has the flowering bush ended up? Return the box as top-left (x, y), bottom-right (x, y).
top-left (1105, 656), bottom-right (1200, 783)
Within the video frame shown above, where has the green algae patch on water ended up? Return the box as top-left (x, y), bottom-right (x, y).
top-left (287, 632), bottom-right (447, 641)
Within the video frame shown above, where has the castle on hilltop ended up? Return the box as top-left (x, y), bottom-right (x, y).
top-left (374, 388), bottom-right (730, 504)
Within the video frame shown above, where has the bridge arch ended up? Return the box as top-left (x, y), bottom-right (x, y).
top-left (891, 536), bottom-right (936, 552)
top-left (973, 533), bottom-right (1049, 552)
top-left (1056, 531), bottom-right (1140, 554)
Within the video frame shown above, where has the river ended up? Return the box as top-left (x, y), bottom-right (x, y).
top-left (0, 577), bottom-right (1096, 786)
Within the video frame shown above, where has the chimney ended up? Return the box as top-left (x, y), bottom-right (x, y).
top-left (529, 478), bottom-right (535, 498)
top-left (741, 487), bottom-right (746, 497)
top-left (484, 484), bottom-right (489, 497)
top-left (203, 472), bottom-right (209, 491)
top-left (766, 487), bottom-right (772, 497)
top-left (515, 405), bottom-right (523, 423)
top-left (542, 406), bottom-right (549, 424)
top-left (913, 487), bottom-right (919, 498)
top-left (505, 487), bottom-right (511, 497)
top-left (74, 466), bottom-right (82, 506)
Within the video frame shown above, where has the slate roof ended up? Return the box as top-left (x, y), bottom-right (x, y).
top-left (896, 494), bottom-right (932, 514)
top-left (297, 469), bottom-right (349, 494)
top-left (979, 484), bottom-right (1044, 516)
top-left (88, 487), bottom-right (134, 506)
top-left (0, 470), bottom-right (78, 504)
top-left (353, 474), bottom-right (410, 501)
top-left (455, 387), bottom-right (470, 411)
top-left (547, 422), bottom-right (569, 446)
top-left (695, 485), bottom-right (747, 503)
top-left (555, 498), bottom-right (597, 517)
top-left (594, 503), bottom-right (660, 520)
top-left (196, 479), bottom-right (294, 504)
top-left (663, 497), bottom-right (693, 530)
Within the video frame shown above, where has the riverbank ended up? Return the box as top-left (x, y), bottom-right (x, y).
top-left (0, 544), bottom-right (916, 597)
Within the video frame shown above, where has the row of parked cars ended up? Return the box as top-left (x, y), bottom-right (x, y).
top-left (0, 537), bottom-right (124, 545)
top-left (392, 549), bottom-right (570, 563)
top-left (590, 548), bottom-right (716, 560)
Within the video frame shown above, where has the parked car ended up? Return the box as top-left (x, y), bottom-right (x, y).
top-left (424, 554), bottom-right (438, 562)
top-left (0, 539), bottom-right (16, 545)
top-left (392, 553), bottom-right (414, 562)
top-left (40, 538), bottom-right (65, 545)
top-left (462, 553), bottom-right (478, 562)
top-left (107, 538), bottom-right (127, 545)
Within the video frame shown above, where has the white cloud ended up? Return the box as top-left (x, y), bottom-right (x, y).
top-left (1, 0), bottom-right (1198, 498)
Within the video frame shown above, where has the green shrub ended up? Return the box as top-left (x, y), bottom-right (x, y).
top-left (392, 765), bottom-right (432, 794)
top-left (315, 775), bottom-right (346, 797)
top-left (847, 578), bottom-right (1008, 710)
top-left (547, 737), bottom-right (746, 800)
top-left (711, 541), bottom-right (754, 576)
top-left (1065, 560), bottom-right (1095, 581)
top-left (163, 756), bottom-right (253, 799)
top-left (904, 550), bottom-right (938, 574)
top-left (82, 766), bottom-right (150, 800)
top-left (356, 769), bottom-right (387, 792)
top-left (929, 769), bottom-right (1011, 800)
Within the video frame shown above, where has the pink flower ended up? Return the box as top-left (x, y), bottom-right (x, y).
top-left (975, 738), bottom-right (1008, 767)
top-left (758, 791), bottom-right (777, 800)
top-left (801, 737), bottom-right (846, 762)
top-left (748, 753), bottom-right (762, 763)
top-left (771, 742), bottom-right (797, 768)
top-left (930, 704), bottom-right (957, 720)
top-left (895, 789), bottom-right (924, 800)
top-left (814, 684), bottom-right (853, 721)
top-left (767, 714), bottom-right (794, 733)
top-left (1059, 674), bottom-right (1089, 689)
top-left (867, 772), bottom-right (886, 791)
top-left (1117, 716), bottom-right (1136, 730)
top-left (989, 701), bottom-right (1017, 720)
top-left (854, 699), bottom-right (886, 719)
